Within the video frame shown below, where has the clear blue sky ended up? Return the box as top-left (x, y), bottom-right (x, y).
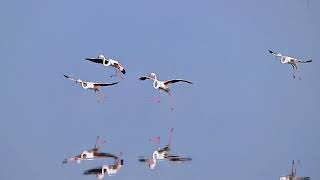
top-left (0, 0), bottom-right (319, 179)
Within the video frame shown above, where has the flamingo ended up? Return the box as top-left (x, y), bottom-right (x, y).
top-left (85, 55), bottom-right (126, 79)
top-left (64, 75), bottom-right (118, 102)
top-left (83, 152), bottom-right (124, 179)
top-left (138, 128), bottom-right (192, 170)
top-left (268, 50), bottom-right (312, 79)
top-left (62, 136), bottom-right (118, 164)
top-left (139, 73), bottom-right (193, 110)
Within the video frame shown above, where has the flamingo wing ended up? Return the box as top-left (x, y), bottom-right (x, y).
top-left (85, 58), bottom-right (105, 64)
top-left (94, 82), bottom-right (119, 87)
top-left (94, 152), bottom-right (118, 159)
top-left (83, 167), bottom-right (103, 175)
top-left (164, 79), bottom-right (193, 85)
top-left (165, 154), bottom-right (192, 162)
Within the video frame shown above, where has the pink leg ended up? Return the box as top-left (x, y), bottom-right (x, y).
top-left (169, 93), bottom-right (174, 111)
top-left (110, 69), bottom-right (118, 78)
top-left (150, 90), bottom-right (161, 104)
top-left (110, 69), bottom-right (125, 79)
top-left (96, 91), bottom-right (106, 103)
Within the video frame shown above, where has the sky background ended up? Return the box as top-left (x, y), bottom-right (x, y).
top-left (0, 0), bottom-right (319, 179)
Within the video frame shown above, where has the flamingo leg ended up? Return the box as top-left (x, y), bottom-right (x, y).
top-left (96, 91), bottom-right (106, 103)
top-left (110, 69), bottom-right (125, 79)
top-left (150, 90), bottom-right (161, 104)
top-left (292, 64), bottom-right (301, 80)
top-left (291, 65), bottom-right (296, 79)
top-left (295, 64), bottom-right (302, 80)
top-left (110, 68), bottom-right (118, 78)
top-left (168, 92), bottom-right (174, 111)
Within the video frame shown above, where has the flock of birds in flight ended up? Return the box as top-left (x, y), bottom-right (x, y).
top-left (62, 51), bottom-right (312, 179)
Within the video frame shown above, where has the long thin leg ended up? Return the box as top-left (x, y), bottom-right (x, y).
top-left (291, 65), bottom-right (296, 79)
top-left (150, 90), bottom-right (161, 103)
top-left (110, 68), bottom-right (118, 78)
top-left (96, 91), bottom-right (106, 103)
top-left (168, 92), bottom-right (174, 111)
top-left (294, 64), bottom-right (302, 80)
top-left (110, 69), bottom-right (125, 79)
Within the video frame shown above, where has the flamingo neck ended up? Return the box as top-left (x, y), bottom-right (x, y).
top-left (103, 59), bottom-right (111, 66)
top-left (81, 82), bottom-right (87, 89)
top-left (280, 57), bottom-right (286, 63)
top-left (152, 75), bottom-right (160, 89)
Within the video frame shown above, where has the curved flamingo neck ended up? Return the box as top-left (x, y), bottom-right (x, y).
top-left (103, 59), bottom-right (111, 66)
top-left (152, 74), bottom-right (160, 89)
top-left (152, 151), bottom-right (158, 161)
top-left (81, 82), bottom-right (87, 89)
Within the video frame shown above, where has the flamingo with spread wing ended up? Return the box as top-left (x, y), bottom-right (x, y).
top-left (62, 136), bottom-right (118, 164)
top-left (138, 128), bottom-right (192, 169)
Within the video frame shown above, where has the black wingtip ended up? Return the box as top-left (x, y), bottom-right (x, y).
top-left (108, 82), bottom-right (119, 86)
top-left (121, 69), bottom-right (126, 74)
top-left (268, 50), bottom-right (274, 54)
top-left (63, 75), bottom-right (69, 78)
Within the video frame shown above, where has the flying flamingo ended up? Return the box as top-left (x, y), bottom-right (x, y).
top-left (83, 152), bottom-right (124, 179)
top-left (268, 50), bottom-right (312, 80)
top-left (85, 55), bottom-right (126, 79)
top-left (62, 136), bottom-right (118, 164)
top-left (138, 128), bottom-right (192, 170)
top-left (139, 73), bottom-right (193, 110)
top-left (64, 75), bottom-right (118, 102)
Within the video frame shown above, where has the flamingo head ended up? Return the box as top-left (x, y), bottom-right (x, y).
top-left (98, 55), bottom-right (106, 59)
top-left (149, 73), bottom-right (156, 78)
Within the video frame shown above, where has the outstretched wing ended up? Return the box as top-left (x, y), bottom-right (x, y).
top-left (83, 167), bottom-right (103, 175)
top-left (165, 154), bottom-right (192, 162)
top-left (64, 75), bottom-right (78, 82)
top-left (94, 82), bottom-right (119, 87)
top-left (164, 79), bottom-right (193, 85)
top-left (85, 58), bottom-right (105, 64)
top-left (94, 152), bottom-right (118, 159)
top-left (297, 59), bottom-right (312, 63)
